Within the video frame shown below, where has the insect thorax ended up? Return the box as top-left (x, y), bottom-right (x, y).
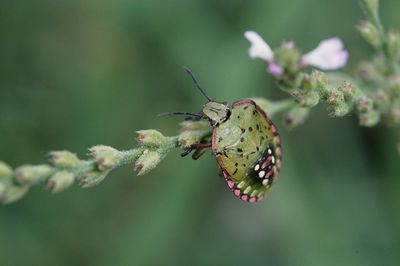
top-left (202, 102), bottom-right (230, 126)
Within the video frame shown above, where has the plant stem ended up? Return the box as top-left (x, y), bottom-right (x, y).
top-left (361, 0), bottom-right (400, 74)
top-left (0, 97), bottom-right (293, 204)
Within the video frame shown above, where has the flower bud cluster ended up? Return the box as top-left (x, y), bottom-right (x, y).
top-left (291, 69), bottom-right (382, 125)
top-left (47, 151), bottom-right (81, 191)
top-left (134, 150), bottom-right (161, 176)
top-left (74, 145), bottom-right (126, 187)
top-left (178, 121), bottom-right (210, 149)
top-left (387, 30), bottom-right (400, 60)
top-left (15, 165), bottom-right (54, 185)
top-left (0, 161), bottom-right (29, 204)
top-left (78, 170), bottom-right (110, 188)
top-left (134, 129), bottom-right (181, 176)
top-left (283, 107), bottom-right (310, 129)
top-left (49, 151), bottom-right (80, 168)
top-left (357, 21), bottom-right (381, 48)
top-left (48, 171), bottom-right (75, 193)
top-left (89, 145), bottom-right (122, 171)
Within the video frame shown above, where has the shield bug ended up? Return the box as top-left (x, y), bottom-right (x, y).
top-left (163, 68), bottom-right (282, 203)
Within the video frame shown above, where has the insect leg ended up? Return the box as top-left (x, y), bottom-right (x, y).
top-left (180, 148), bottom-right (193, 157)
top-left (191, 143), bottom-right (212, 160)
top-left (181, 143), bottom-right (212, 159)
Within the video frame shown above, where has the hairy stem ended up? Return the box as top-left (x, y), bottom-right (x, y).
top-left (360, 0), bottom-right (399, 74)
top-left (0, 97), bottom-right (291, 205)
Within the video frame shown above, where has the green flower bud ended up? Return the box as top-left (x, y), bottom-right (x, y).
top-left (300, 75), bottom-right (313, 91)
top-left (47, 171), bottom-right (75, 193)
top-left (78, 170), bottom-right (110, 188)
top-left (179, 121), bottom-right (209, 131)
top-left (1, 185), bottom-right (29, 204)
top-left (373, 89), bottom-right (390, 109)
top-left (15, 165), bottom-right (54, 185)
top-left (306, 93), bottom-right (320, 107)
top-left (356, 96), bottom-right (373, 112)
top-left (89, 145), bottom-right (122, 171)
top-left (327, 102), bottom-right (350, 117)
top-left (388, 29), bottom-right (400, 60)
top-left (283, 107), bottom-right (310, 129)
top-left (309, 70), bottom-right (327, 93)
top-left (389, 75), bottom-right (400, 95)
top-left (339, 81), bottom-right (357, 102)
top-left (134, 150), bottom-right (161, 176)
top-left (0, 161), bottom-right (13, 179)
top-left (361, 0), bottom-right (379, 16)
top-left (0, 161), bottom-right (14, 202)
top-left (372, 55), bottom-right (388, 74)
top-left (386, 103), bottom-right (400, 125)
top-left (49, 151), bottom-right (81, 168)
top-left (326, 89), bottom-right (345, 106)
top-left (326, 88), bottom-right (350, 117)
top-left (0, 182), bottom-right (7, 199)
top-left (178, 121), bottom-right (211, 149)
top-left (357, 61), bottom-right (382, 82)
top-left (357, 21), bottom-right (381, 48)
top-left (136, 129), bottom-right (167, 146)
top-left (359, 110), bottom-right (380, 127)
top-left (179, 130), bottom-right (210, 149)
top-left (312, 70), bottom-right (326, 84)
top-left (274, 42), bottom-right (301, 73)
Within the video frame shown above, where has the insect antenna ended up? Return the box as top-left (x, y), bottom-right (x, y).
top-left (183, 66), bottom-right (212, 102)
top-left (157, 111), bottom-right (203, 119)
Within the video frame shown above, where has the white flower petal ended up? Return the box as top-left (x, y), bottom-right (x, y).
top-left (244, 31), bottom-right (274, 62)
top-left (302, 37), bottom-right (349, 70)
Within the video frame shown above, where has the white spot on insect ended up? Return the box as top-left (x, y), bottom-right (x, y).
top-left (268, 148), bottom-right (272, 154)
top-left (254, 164), bottom-right (260, 171)
top-left (262, 179), bottom-right (269, 186)
top-left (238, 181), bottom-right (246, 188)
top-left (259, 170), bottom-right (266, 178)
top-left (271, 156), bottom-right (275, 164)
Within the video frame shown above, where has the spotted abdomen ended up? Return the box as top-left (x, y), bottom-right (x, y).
top-left (212, 99), bottom-right (282, 203)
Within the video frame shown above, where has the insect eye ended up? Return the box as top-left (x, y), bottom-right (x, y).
top-left (224, 110), bottom-right (232, 121)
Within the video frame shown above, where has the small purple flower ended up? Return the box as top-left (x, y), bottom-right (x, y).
top-left (268, 63), bottom-right (284, 75)
top-left (244, 31), bottom-right (283, 75)
top-left (301, 38), bottom-right (349, 70)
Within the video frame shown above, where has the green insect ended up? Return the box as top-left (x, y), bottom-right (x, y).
top-left (165, 68), bottom-right (282, 203)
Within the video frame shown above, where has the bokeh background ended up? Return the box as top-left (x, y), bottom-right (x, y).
top-left (1, 0), bottom-right (400, 265)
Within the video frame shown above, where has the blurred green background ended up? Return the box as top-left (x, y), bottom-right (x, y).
top-left (1, 0), bottom-right (400, 265)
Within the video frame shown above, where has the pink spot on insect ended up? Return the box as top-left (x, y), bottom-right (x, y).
top-left (233, 99), bottom-right (255, 106)
top-left (266, 168), bottom-right (274, 177)
top-left (274, 135), bottom-right (281, 144)
top-left (276, 147), bottom-right (282, 157)
top-left (261, 161), bottom-right (267, 169)
top-left (227, 180), bottom-right (235, 189)
top-left (223, 171), bottom-right (229, 178)
top-left (270, 124), bottom-right (277, 133)
top-left (257, 195), bottom-right (264, 201)
top-left (262, 156), bottom-right (272, 169)
top-left (234, 189), bottom-right (241, 196)
top-left (277, 160), bottom-right (282, 169)
top-left (241, 195), bottom-right (248, 201)
top-left (249, 197), bottom-right (256, 203)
